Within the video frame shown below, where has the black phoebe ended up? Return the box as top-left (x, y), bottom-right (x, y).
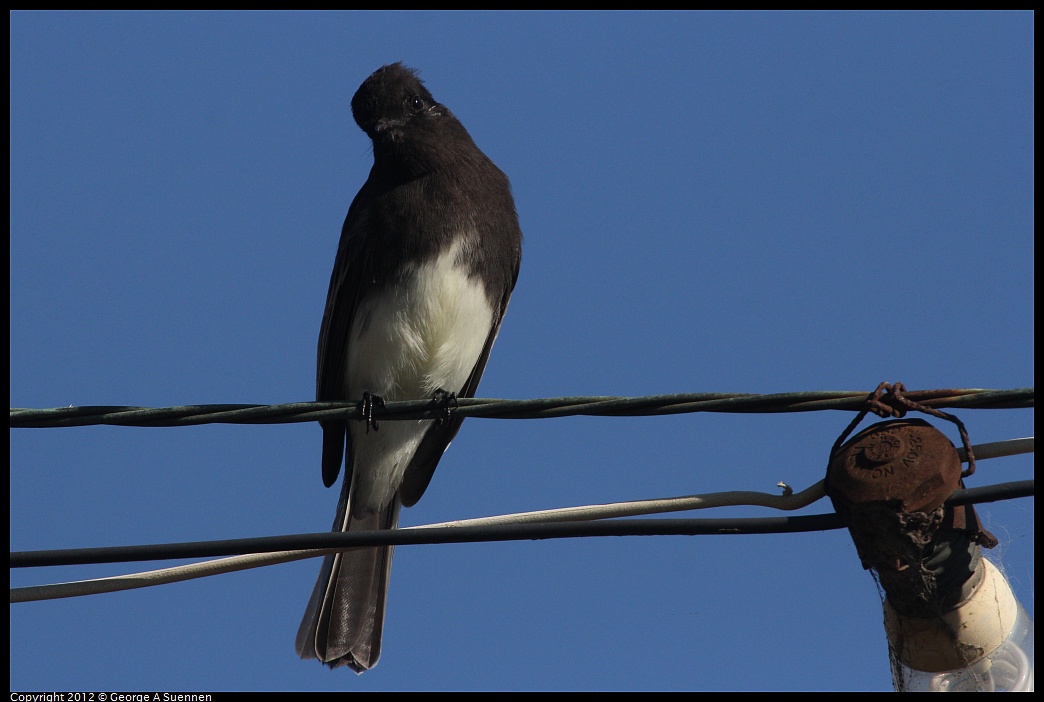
top-left (296, 63), bottom-right (523, 672)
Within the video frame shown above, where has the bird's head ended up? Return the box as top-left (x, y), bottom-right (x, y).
top-left (351, 62), bottom-right (445, 142)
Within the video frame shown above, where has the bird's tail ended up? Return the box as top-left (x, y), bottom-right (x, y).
top-left (296, 487), bottom-right (400, 672)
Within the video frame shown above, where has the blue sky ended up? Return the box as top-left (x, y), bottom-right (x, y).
top-left (10, 11), bottom-right (1033, 692)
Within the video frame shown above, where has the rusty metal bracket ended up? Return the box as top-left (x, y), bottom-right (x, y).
top-left (825, 383), bottom-right (999, 618)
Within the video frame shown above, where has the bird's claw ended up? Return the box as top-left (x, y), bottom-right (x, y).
top-left (362, 391), bottom-right (385, 433)
top-left (432, 389), bottom-right (458, 428)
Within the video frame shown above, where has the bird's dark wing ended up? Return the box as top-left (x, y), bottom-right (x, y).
top-left (317, 180), bottom-right (378, 488)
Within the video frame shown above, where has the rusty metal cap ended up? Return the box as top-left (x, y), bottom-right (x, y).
top-left (827, 418), bottom-right (962, 515)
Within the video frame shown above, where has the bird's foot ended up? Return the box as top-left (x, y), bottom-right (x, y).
top-left (431, 389), bottom-right (458, 428)
top-left (361, 391), bottom-right (385, 433)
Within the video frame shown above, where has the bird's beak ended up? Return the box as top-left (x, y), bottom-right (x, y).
top-left (374, 118), bottom-right (405, 133)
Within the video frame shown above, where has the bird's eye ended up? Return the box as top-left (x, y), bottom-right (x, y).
top-left (409, 95), bottom-right (425, 112)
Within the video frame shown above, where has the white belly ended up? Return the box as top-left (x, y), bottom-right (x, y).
top-left (345, 240), bottom-right (494, 512)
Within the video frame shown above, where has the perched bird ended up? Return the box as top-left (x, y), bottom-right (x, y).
top-left (296, 63), bottom-right (523, 672)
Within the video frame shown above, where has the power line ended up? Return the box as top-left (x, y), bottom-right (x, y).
top-left (8, 387), bottom-right (1034, 427)
top-left (9, 480), bottom-right (1033, 604)
top-left (9, 390), bottom-right (1033, 607)
top-left (11, 479), bottom-right (1033, 570)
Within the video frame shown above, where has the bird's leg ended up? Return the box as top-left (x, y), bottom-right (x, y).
top-left (361, 391), bottom-right (385, 433)
top-left (431, 388), bottom-right (458, 428)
